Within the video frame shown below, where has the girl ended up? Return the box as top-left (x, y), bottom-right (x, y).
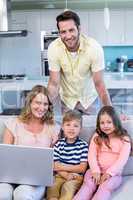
top-left (0, 85), bottom-right (60, 200)
top-left (73, 106), bottom-right (132, 200)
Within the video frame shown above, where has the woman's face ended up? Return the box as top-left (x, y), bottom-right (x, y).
top-left (99, 113), bottom-right (115, 136)
top-left (30, 93), bottom-right (49, 119)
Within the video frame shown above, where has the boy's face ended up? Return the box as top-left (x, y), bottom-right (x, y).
top-left (62, 119), bottom-right (81, 142)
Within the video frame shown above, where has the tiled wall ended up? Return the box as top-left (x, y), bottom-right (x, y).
top-left (103, 46), bottom-right (133, 72)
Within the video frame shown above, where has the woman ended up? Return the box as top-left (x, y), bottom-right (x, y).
top-left (0, 85), bottom-right (60, 200)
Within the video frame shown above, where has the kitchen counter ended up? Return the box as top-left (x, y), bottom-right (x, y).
top-left (104, 72), bottom-right (133, 89)
top-left (0, 73), bottom-right (132, 115)
top-left (0, 73), bottom-right (132, 90)
top-left (0, 78), bottom-right (48, 91)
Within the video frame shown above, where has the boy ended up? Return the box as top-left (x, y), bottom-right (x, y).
top-left (46, 110), bottom-right (88, 200)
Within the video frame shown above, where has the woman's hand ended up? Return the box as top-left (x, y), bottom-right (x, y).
top-left (92, 172), bottom-right (101, 185)
top-left (100, 173), bottom-right (111, 184)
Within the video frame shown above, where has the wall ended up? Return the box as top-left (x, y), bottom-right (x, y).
top-left (0, 8), bottom-right (133, 76)
top-left (0, 11), bottom-right (42, 76)
top-left (103, 46), bottom-right (133, 71)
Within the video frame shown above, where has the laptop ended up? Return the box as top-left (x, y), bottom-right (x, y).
top-left (0, 144), bottom-right (54, 186)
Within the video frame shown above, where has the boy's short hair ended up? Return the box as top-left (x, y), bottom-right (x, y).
top-left (62, 110), bottom-right (82, 126)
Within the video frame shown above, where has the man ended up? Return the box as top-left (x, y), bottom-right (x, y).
top-left (47, 10), bottom-right (111, 115)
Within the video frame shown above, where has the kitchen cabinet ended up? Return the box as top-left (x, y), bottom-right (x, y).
top-left (125, 10), bottom-right (133, 45)
top-left (106, 10), bottom-right (125, 45)
top-left (0, 11), bottom-right (42, 76)
top-left (88, 10), bottom-right (107, 45)
top-left (88, 10), bottom-right (125, 46)
top-left (10, 11), bottom-right (28, 29)
top-left (76, 10), bottom-right (89, 36)
top-left (88, 9), bottom-right (133, 46)
top-left (26, 11), bottom-right (42, 76)
top-left (40, 9), bottom-right (61, 31)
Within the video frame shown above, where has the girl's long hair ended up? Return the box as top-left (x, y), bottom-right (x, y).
top-left (19, 85), bottom-right (54, 125)
top-left (94, 106), bottom-right (133, 154)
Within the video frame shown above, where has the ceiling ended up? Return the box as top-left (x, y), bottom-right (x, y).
top-left (11, 0), bottom-right (133, 10)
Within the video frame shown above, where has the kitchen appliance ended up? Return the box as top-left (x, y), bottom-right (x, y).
top-left (127, 59), bottom-right (133, 72)
top-left (0, 74), bottom-right (27, 115)
top-left (116, 55), bottom-right (128, 72)
top-left (0, 74), bottom-right (26, 80)
top-left (0, 0), bottom-right (28, 37)
top-left (0, 30), bottom-right (28, 37)
top-left (41, 31), bottom-right (58, 76)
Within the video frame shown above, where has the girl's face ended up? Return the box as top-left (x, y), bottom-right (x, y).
top-left (62, 119), bottom-right (81, 143)
top-left (30, 93), bottom-right (49, 119)
top-left (99, 113), bottom-right (115, 136)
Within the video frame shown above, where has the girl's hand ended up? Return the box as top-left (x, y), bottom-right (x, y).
top-left (92, 172), bottom-right (101, 185)
top-left (100, 173), bottom-right (111, 184)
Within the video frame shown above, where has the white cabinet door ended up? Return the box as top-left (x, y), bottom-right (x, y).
top-left (88, 10), bottom-right (107, 45)
top-left (76, 10), bottom-right (89, 36)
top-left (10, 11), bottom-right (28, 29)
top-left (26, 11), bottom-right (42, 76)
top-left (106, 10), bottom-right (125, 45)
top-left (40, 9), bottom-right (61, 31)
top-left (0, 11), bottom-right (42, 76)
top-left (125, 10), bottom-right (133, 45)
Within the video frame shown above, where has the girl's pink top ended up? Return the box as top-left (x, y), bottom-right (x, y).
top-left (88, 133), bottom-right (131, 176)
top-left (5, 118), bottom-right (60, 148)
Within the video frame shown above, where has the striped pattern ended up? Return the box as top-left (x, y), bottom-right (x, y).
top-left (54, 137), bottom-right (88, 165)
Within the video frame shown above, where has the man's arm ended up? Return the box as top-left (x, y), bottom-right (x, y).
top-left (92, 70), bottom-right (112, 106)
top-left (47, 70), bottom-right (60, 104)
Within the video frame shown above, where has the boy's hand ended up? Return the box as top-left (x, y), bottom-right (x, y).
top-left (67, 173), bottom-right (81, 181)
top-left (58, 171), bottom-right (69, 180)
top-left (100, 173), bottom-right (111, 184)
top-left (92, 172), bottom-right (101, 185)
top-left (67, 173), bottom-right (75, 180)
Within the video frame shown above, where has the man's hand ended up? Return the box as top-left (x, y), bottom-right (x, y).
top-left (120, 114), bottom-right (129, 121)
top-left (100, 173), bottom-right (111, 184)
top-left (92, 172), bottom-right (101, 185)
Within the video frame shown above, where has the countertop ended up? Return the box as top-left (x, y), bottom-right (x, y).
top-left (0, 72), bottom-right (132, 90)
top-left (104, 72), bottom-right (133, 89)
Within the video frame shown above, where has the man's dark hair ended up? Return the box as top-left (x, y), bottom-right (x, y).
top-left (56, 10), bottom-right (80, 30)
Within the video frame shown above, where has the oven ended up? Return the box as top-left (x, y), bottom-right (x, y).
top-left (0, 74), bottom-right (26, 115)
top-left (41, 31), bottom-right (58, 76)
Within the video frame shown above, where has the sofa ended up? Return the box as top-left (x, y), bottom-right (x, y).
top-left (0, 116), bottom-right (133, 200)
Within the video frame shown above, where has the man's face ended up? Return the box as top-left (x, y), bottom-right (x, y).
top-left (58, 19), bottom-right (80, 52)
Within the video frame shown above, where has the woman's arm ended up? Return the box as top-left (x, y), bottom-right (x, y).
top-left (3, 128), bottom-right (14, 144)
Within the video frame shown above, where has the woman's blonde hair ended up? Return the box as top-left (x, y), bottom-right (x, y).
top-left (19, 85), bottom-right (54, 125)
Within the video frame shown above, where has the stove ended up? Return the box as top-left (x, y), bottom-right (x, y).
top-left (0, 74), bottom-right (26, 80)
